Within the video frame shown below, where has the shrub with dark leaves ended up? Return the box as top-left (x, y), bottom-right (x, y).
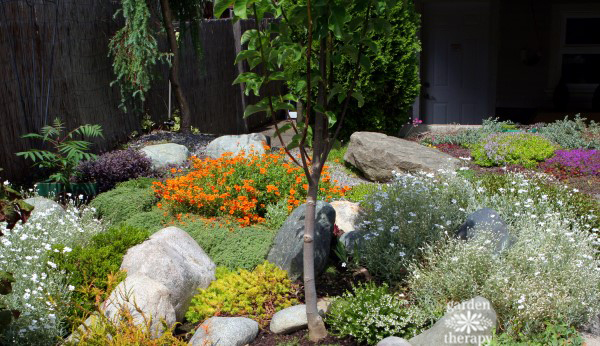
top-left (76, 149), bottom-right (152, 192)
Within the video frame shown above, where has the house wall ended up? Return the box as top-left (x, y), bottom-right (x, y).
top-left (495, 0), bottom-right (600, 121)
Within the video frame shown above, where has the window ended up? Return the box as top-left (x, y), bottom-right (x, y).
top-left (560, 15), bottom-right (600, 86)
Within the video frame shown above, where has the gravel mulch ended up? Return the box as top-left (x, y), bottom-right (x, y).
top-left (125, 130), bottom-right (217, 158)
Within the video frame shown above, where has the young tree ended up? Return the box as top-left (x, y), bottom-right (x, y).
top-left (109, 0), bottom-right (205, 133)
top-left (213, 0), bottom-right (395, 340)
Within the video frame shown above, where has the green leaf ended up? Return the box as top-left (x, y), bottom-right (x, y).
top-left (243, 103), bottom-right (268, 118)
top-left (352, 92), bottom-right (365, 108)
top-left (273, 123), bottom-right (293, 138)
top-left (214, 0), bottom-right (235, 18)
top-left (234, 50), bottom-right (260, 65)
top-left (325, 111), bottom-right (337, 128)
top-left (233, 0), bottom-right (249, 19)
top-left (329, 5), bottom-right (348, 39)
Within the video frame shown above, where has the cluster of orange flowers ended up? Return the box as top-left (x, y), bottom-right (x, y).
top-left (152, 146), bottom-right (349, 226)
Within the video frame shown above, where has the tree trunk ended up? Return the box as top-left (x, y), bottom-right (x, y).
top-left (303, 37), bottom-right (329, 343)
top-left (303, 179), bottom-right (328, 342)
top-left (159, 0), bottom-right (192, 133)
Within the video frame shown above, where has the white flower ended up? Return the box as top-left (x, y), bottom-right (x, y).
top-left (47, 261), bottom-right (57, 269)
top-left (399, 251), bottom-right (406, 257)
top-left (3, 180), bottom-right (9, 186)
top-left (63, 247), bottom-right (72, 253)
top-left (68, 285), bottom-right (75, 291)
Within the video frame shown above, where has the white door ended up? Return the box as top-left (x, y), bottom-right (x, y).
top-left (422, 2), bottom-right (492, 124)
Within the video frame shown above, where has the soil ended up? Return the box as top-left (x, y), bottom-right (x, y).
top-left (251, 328), bottom-right (358, 345)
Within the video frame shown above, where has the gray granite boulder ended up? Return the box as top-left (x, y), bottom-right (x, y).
top-left (344, 132), bottom-right (460, 182)
top-left (140, 143), bottom-right (189, 169)
top-left (377, 336), bottom-right (413, 346)
top-left (205, 133), bottom-right (268, 158)
top-left (103, 275), bottom-right (177, 337)
top-left (24, 196), bottom-right (65, 219)
top-left (330, 200), bottom-right (362, 233)
top-left (409, 296), bottom-right (497, 346)
top-left (189, 317), bottom-right (259, 346)
top-left (119, 227), bottom-right (216, 320)
top-left (102, 227), bottom-right (216, 337)
top-left (456, 208), bottom-right (514, 253)
top-left (269, 301), bottom-right (330, 334)
top-left (267, 201), bottom-right (335, 280)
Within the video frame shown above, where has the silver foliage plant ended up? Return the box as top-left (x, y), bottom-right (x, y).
top-left (353, 169), bottom-right (599, 337)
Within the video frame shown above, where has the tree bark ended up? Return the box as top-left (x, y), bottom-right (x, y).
top-left (303, 179), bottom-right (328, 342)
top-left (159, 0), bottom-right (192, 133)
top-left (303, 37), bottom-right (329, 343)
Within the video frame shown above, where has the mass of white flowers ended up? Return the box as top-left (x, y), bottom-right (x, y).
top-left (0, 201), bottom-right (103, 345)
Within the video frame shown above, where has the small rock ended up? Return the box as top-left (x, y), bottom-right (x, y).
top-left (267, 201), bottom-right (335, 280)
top-left (456, 208), bottom-right (514, 253)
top-left (24, 197), bottom-right (65, 219)
top-left (269, 302), bottom-right (329, 334)
top-left (189, 317), bottom-right (259, 346)
top-left (409, 296), bottom-right (496, 346)
top-left (377, 336), bottom-right (413, 346)
top-left (330, 201), bottom-right (362, 233)
top-left (344, 132), bottom-right (460, 182)
top-left (205, 133), bottom-right (268, 159)
top-left (140, 143), bottom-right (189, 169)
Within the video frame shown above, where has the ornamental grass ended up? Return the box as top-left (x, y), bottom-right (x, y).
top-left (152, 147), bottom-right (348, 226)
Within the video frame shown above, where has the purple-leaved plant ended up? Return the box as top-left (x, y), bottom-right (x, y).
top-left (541, 149), bottom-right (600, 177)
top-left (76, 149), bottom-right (153, 192)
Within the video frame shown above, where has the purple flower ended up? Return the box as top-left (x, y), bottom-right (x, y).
top-left (543, 149), bottom-right (600, 176)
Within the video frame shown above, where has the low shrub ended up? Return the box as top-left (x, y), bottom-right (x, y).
top-left (185, 262), bottom-right (300, 326)
top-left (153, 148), bottom-right (347, 226)
top-left (76, 149), bottom-right (153, 192)
top-left (263, 199), bottom-right (290, 230)
top-left (471, 132), bottom-right (557, 168)
top-left (538, 114), bottom-right (600, 150)
top-left (486, 322), bottom-right (583, 346)
top-left (354, 172), bottom-right (470, 283)
top-left (344, 183), bottom-right (384, 203)
top-left (407, 211), bottom-right (600, 338)
top-left (66, 308), bottom-right (185, 346)
top-left (0, 203), bottom-right (103, 345)
top-left (91, 179), bottom-right (158, 227)
top-left (122, 208), bottom-right (166, 234)
top-left (326, 283), bottom-right (418, 345)
top-left (420, 118), bottom-right (516, 147)
top-left (471, 172), bottom-right (600, 232)
top-left (178, 216), bottom-right (276, 271)
top-left (50, 225), bottom-right (150, 320)
top-left (539, 149), bottom-right (600, 177)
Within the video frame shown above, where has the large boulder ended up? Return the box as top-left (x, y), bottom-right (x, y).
top-left (119, 227), bottom-right (216, 320)
top-left (23, 196), bottom-right (65, 219)
top-left (139, 143), bottom-right (189, 169)
top-left (330, 200), bottom-right (362, 234)
top-left (267, 201), bottom-right (335, 280)
top-left (103, 275), bottom-right (177, 337)
top-left (456, 208), bottom-right (514, 253)
top-left (103, 227), bottom-right (216, 337)
top-left (377, 336), bottom-right (413, 346)
top-left (344, 132), bottom-right (460, 182)
top-left (205, 133), bottom-right (268, 158)
top-left (189, 317), bottom-right (259, 346)
top-left (409, 296), bottom-right (497, 346)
